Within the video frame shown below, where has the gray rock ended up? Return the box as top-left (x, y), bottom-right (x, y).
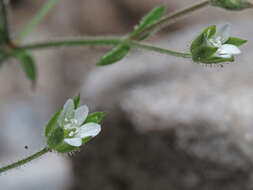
top-left (71, 14), bottom-right (253, 190)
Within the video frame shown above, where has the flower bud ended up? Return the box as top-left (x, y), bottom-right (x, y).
top-left (210, 0), bottom-right (253, 11)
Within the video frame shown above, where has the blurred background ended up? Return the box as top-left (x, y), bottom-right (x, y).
top-left (0, 0), bottom-right (253, 189)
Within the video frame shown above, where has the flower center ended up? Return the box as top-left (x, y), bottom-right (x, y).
top-left (63, 118), bottom-right (80, 137)
top-left (209, 36), bottom-right (223, 48)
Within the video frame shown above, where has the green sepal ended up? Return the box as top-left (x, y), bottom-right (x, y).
top-left (225, 37), bottom-right (247, 46)
top-left (210, 0), bottom-right (253, 10)
top-left (191, 25), bottom-right (216, 53)
top-left (16, 51), bottom-right (37, 83)
top-left (54, 136), bottom-right (93, 153)
top-left (200, 56), bottom-right (235, 64)
top-left (131, 6), bottom-right (165, 40)
top-left (97, 43), bottom-right (130, 66)
top-left (46, 126), bottom-right (64, 149)
top-left (83, 112), bottom-right (105, 125)
top-left (192, 46), bottom-right (218, 62)
top-left (45, 109), bottom-right (62, 137)
top-left (73, 94), bottom-right (80, 109)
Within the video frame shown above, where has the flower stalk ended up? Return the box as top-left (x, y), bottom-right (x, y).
top-left (0, 147), bottom-right (50, 174)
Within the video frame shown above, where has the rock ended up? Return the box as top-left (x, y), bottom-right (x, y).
top-left (71, 13), bottom-right (253, 190)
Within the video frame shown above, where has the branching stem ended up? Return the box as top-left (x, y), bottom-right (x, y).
top-left (20, 37), bottom-right (191, 59)
top-left (131, 0), bottom-right (210, 40)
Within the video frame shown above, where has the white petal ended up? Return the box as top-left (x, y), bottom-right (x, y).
top-left (216, 53), bottom-right (232, 58)
top-left (58, 99), bottom-right (75, 125)
top-left (74, 105), bottom-right (89, 125)
top-left (64, 138), bottom-right (82, 147)
top-left (78, 123), bottom-right (101, 138)
top-left (216, 24), bottom-right (231, 43)
top-left (219, 44), bottom-right (241, 55)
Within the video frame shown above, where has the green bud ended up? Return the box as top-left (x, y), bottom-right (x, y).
top-left (210, 0), bottom-right (253, 10)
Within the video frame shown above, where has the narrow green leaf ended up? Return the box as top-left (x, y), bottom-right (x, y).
top-left (45, 109), bottom-right (62, 137)
top-left (16, 51), bottom-right (37, 83)
top-left (73, 94), bottom-right (80, 109)
top-left (84, 112), bottom-right (105, 124)
top-left (131, 6), bottom-right (165, 38)
top-left (225, 37), bottom-right (247, 46)
top-left (97, 43), bottom-right (130, 66)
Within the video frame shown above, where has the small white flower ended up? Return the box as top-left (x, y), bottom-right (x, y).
top-left (57, 99), bottom-right (101, 147)
top-left (208, 24), bottom-right (241, 58)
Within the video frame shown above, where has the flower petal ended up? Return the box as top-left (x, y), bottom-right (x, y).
top-left (219, 44), bottom-right (241, 55)
top-left (216, 24), bottom-right (231, 43)
top-left (58, 99), bottom-right (75, 125)
top-left (64, 138), bottom-right (82, 147)
top-left (74, 105), bottom-right (89, 125)
top-left (78, 123), bottom-right (101, 138)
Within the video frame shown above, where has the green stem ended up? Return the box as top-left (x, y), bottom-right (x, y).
top-left (20, 37), bottom-right (122, 50)
top-left (0, 147), bottom-right (50, 174)
top-left (131, 0), bottom-right (210, 40)
top-left (0, 0), bottom-right (10, 41)
top-left (129, 41), bottom-right (192, 58)
top-left (20, 37), bottom-right (191, 59)
top-left (16, 0), bottom-right (60, 42)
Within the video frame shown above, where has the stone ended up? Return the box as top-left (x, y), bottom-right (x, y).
top-left (71, 14), bottom-right (253, 190)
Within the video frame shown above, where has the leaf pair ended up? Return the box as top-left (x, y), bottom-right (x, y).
top-left (97, 6), bottom-right (165, 66)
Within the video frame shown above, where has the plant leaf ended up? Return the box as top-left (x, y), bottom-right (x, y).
top-left (97, 43), bottom-right (130, 66)
top-left (131, 6), bottom-right (165, 38)
top-left (83, 112), bottom-right (105, 124)
top-left (201, 56), bottom-right (235, 64)
top-left (192, 46), bottom-right (218, 62)
top-left (191, 25), bottom-right (216, 53)
top-left (45, 109), bottom-right (62, 137)
top-left (16, 51), bottom-right (37, 83)
top-left (225, 37), bottom-right (247, 46)
top-left (46, 127), bottom-right (64, 149)
top-left (73, 94), bottom-right (80, 109)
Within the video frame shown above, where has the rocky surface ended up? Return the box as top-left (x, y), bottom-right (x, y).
top-left (71, 10), bottom-right (253, 190)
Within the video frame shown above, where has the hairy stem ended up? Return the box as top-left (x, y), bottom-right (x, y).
top-left (129, 41), bottom-right (192, 58)
top-left (0, 147), bottom-right (50, 174)
top-left (131, 0), bottom-right (210, 40)
top-left (20, 37), bottom-right (191, 59)
top-left (17, 0), bottom-right (60, 42)
top-left (20, 37), bottom-right (122, 50)
top-left (0, 0), bottom-right (10, 41)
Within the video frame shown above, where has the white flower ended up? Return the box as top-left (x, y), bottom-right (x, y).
top-left (57, 99), bottom-right (101, 147)
top-left (208, 24), bottom-right (241, 58)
